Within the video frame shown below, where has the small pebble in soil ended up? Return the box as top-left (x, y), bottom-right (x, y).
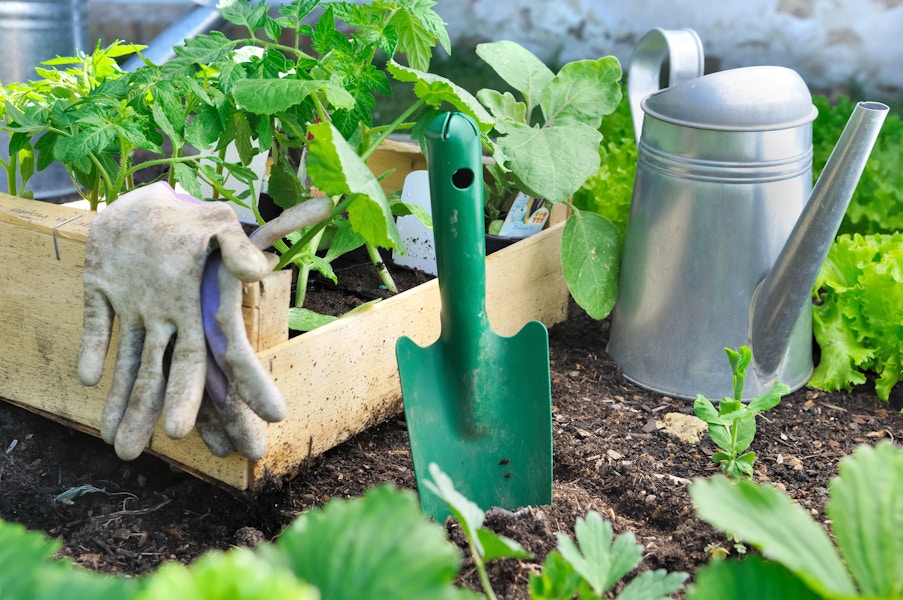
top-left (235, 526), bottom-right (266, 548)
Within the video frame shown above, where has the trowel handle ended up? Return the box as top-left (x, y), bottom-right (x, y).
top-left (627, 28), bottom-right (705, 144)
top-left (424, 112), bottom-right (489, 339)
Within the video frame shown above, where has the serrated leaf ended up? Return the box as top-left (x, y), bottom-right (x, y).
top-left (231, 78), bottom-right (349, 115)
top-left (556, 511), bottom-right (643, 596)
top-left (476, 89), bottom-right (526, 126)
top-left (169, 31), bottom-right (234, 66)
top-left (498, 121), bottom-right (601, 202)
top-left (826, 441), bottom-right (903, 597)
top-left (388, 0), bottom-right (450, 71)
top-left (279, 0), bottom-right (319, 22)
top-left (54, 117), bottom-right (116, 163)
top-left (476, 40), bottom-right (554, 117)
top-left (690, 476), bottom-right (857, 598)
top-left (306, 121), bottom-right (402, 251)
top-left (278, 484), bottom-right (461, 599)
top-left (688, 556), bottom-right (822, 600)
top-left (561, 210), bottom-right (620, 320)
top-left (386, 60), bottom-right (494, 132)
top-left (173, 162), bottom-right (202, 200)
top-left (423, 463), bottom-right (487, 554)
top-left (185, 103), bottom-right (223, 150)
top-left (218, 0), bottom-right (269, 31)
top-left (617, 569), bottom-right (687, 600)
top-left (529, 550), bottom-right (582, 600)
top-left (135, 546), bottom-right (315, 600)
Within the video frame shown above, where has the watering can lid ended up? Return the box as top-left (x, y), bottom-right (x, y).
top-left (642, 66), bottom-right (819, 131)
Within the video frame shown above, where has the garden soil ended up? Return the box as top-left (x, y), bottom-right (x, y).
top-left (1, 258), bottom-right (902, 598)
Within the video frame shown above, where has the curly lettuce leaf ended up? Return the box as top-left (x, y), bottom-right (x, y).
top-left (810, 232), bottom-right (903, 401)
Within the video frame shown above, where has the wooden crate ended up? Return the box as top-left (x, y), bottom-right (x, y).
top-left (0, 143), bottom-right (570, 489)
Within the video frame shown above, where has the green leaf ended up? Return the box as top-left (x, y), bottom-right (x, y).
top-left (746, 382), bottom-right (789, 413)
top-left (555, 511), bottom-right (643, 596)
top-left (218, 0), bottom-right (270, 31)
top-left (690, 476), bottom-right (857, 598)
top-left (693, 396), bottom-right (724, 425)
top-left (475, 40), bottom-right (554, 117)
top-left (173, 163), bottom-right (203, 200)
top-left (732, 416), bottom-right (757, 455)
top-left (476, 89), bottom-right (526, 126)
top-left (54, 116), bottom-right (116, 163)
top-left (477, 528), bottom-right (532, 562)
top-left (278, 484), bottom-right (461, 600)
top-left (389, 0), bottom-right (451, 71)
top-left (386, 60), bottom-right (494, 132)
top-left (529, 550), bottom-right (582, 600)
top-left (169, 31), bottom-right (234, 66)
top-left (498, 121), bottom-right (602, 202)
top-left (617, 569), bottom-right (688, 600)
top-left (231, 78), bottom-right (352, 115)
top-left (135, 546), bottom-right (315, 600)
top-left (826, 441), bottom-right (903, 597)
top-left (561, 210), bottom-right (620, 320)
top-left (423, 463), bottom-right (487, 554)
top-left (305, 121), bottom-right (402, 252)
top-left (689, 556), bottom-right (823, 600)
top-left (540, 57), bottom-right (622, 129)
top-left (288, 307), bottom-right (337, 332)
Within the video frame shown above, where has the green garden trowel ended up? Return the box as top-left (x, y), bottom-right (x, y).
top-left (396, 112), bottom-right (553, 522)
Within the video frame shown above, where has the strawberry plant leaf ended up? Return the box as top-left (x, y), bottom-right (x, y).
top-left (277, 484), bottom-right (462, 600)
top-left (555, 511), bottom-right (643, 596)
top-left (691, 476), bottom-right (857, 598)
top-left (135, 546), bottom-right (316, 600)
top-left (617, 569), bottom-right (688, 600)
top-left (689, 556), bottom-right (822, 600)
top-left (529, 550), bottom-right (583, 600)
top-left (477, 528), bottom-right (532, 562)
top-left (560, 209), bottom-right (620, 320)
top-left (826, 441), bottom-right (903, 597)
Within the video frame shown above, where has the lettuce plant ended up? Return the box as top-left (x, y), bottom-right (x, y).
top-left (689, 440), bottom-right (903, 599)
top-left (810, 232), bottom-right (903, 401)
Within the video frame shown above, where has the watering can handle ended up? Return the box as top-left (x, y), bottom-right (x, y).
top-left (628, 28), bottom-right (705, 145)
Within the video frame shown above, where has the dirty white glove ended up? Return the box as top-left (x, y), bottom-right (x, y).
top-left (78, 181), bottom-right (330, 460)
top-left (194, 200), bottom-right (333, 459)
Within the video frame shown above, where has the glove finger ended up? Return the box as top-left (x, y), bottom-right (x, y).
top-left (249, 196), bottom-right (333, 250)
top-left (195, 398), bottom-right (237, 458)
top-left (217, 264), bottom-right (287, 422)
top-left (78, 285), bottom-right (114, 386)
top-left (219, 386), bottom-right (268, 460)
top-left (113, 324), bottom-right (174, 461)
top-left (216, 230), bottom-right (278, 282)
top-left (161, 322), bottom-right (207, 440)
top-left (100, 320), bottom-right (145, 445)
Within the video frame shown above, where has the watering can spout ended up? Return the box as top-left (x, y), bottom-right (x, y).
top-left (750, 101), bottom-right (889, 380)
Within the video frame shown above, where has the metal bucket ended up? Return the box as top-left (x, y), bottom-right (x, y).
top-left (0, 0), bottom-right (87, 198)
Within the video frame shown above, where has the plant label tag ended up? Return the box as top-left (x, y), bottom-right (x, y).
top-left (392, 170), bottom-right (438, 276)
top-left (498, 192), bottom-right (550, 238)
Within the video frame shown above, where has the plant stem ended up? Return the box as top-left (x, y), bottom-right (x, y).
top-left (360, 98), bottom-right (425, 162)
top-left (469, 547), bottom-right (497, 600)
top-left (365, 242), bottom-right (397, 293)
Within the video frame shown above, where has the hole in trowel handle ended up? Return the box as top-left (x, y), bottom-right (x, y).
top-left (452, 168), bottom-right (474, 190)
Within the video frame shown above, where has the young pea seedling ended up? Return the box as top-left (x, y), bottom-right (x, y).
top-left (693, 346), bottom-right (789, 479)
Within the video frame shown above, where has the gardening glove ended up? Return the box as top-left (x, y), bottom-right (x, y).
top-left (194, 198), bottom-right (333, 459)
top-left (78, 181), bottom-right (328, 460)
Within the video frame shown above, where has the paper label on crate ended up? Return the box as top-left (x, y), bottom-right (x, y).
top-left (498, 193), bottom-right (550, 238)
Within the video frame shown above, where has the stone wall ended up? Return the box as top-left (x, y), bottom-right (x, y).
top-left (83, 0), bottom-right (902, 98)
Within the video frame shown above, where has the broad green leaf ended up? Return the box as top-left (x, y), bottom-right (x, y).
top-left (617, 569), bottom-right (687, 600)
top-left (541, 57), bottom-right (622, 128)
top-left (288, 307), bottom-right (336, 332)
top-left (322, 218), bottom-right (365, 262)
top-left (826, 441), bottom-right (903, 597)
top-left (476, 40), bottom-right (554, 117)
top-left (498, 121), bottom-right (602, 202)
top-left (561, 210), bottom-right (620, 320)
top-left (278, 484), bottom-right (461, 600)
top-left (529, 550), bottom-right (583, 600)
top-left (54, 116), bottom-right (116, 163)
top-left (555, 511), bottom-right (642, 596)
top-left (266, 157), bottom-right (308, 210)
top-left (476, 89), bottom-right (526, 127)
top-left (690, 476), bottom-right (857, 598)
top-left (386, 60), bottom-right (494, 132)
top-left (185, 103), bottom-right (223, 150)
top-left (218, 0), bottom-right (269, 31)
top-left (305, 121), bottom-right (402, 251)
top-left (689, 556), bottom-right (822, 600)
top-left (231, 78), bottom-right (353, 115)
top-left (477, 528), bottom-right (532, 562)
top-left (732, 416), bottom-right (757, 455)
top-left (135, 546), bottom-right (315, 600)
top-left (424, 463), bottom-right (487, 554)
top-left (693, 396), bottom-right (724, 425)
top-left (746, 382), bottom-right (789, 413)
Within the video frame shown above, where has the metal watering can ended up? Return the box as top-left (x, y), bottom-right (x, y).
top-left (607, 28), bottom-right (889, 400)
